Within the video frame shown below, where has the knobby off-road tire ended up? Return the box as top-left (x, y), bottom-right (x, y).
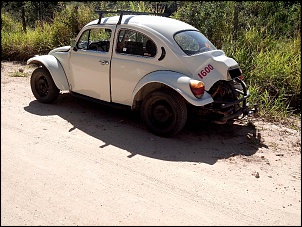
top-left (141, 89), bottom-right (188, 137)
top-left (30, 67), bottom-right (60, 103)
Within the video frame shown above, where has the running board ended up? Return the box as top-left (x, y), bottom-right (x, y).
top-left (70, 91), bottom-right (131, 110)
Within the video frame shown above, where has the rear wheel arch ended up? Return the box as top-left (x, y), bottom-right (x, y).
top-left (132, 82), bottom-right (184, 111)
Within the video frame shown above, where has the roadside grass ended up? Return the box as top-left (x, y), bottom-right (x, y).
top-left (9, 71), bottom-right (29, 78)
top-left (224, 31), bottom-right (301, 125)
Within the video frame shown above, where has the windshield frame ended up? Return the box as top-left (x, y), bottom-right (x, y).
top-left (174, 30), bottom-right (217, 56)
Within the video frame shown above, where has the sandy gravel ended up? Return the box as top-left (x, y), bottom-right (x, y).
top-left (1, 61), bottom-right (301, 226)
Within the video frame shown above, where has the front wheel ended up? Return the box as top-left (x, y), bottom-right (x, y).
top-left (30, 67), bottom-right (60, 103)
top-left (141, 89), bottom-right (187, 137)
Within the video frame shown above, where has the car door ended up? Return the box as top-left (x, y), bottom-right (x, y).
top-left (111, 28), bottom-right (163, 106)
top-left (69, 25), bottom-right (115, 101)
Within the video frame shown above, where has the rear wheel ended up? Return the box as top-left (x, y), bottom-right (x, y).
top-left (30, 67), bottom-right (60, 103)
top-left (141, 89), bottom-right (187, 137)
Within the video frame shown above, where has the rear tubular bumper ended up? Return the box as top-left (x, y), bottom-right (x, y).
top-left (195, 79), bottom-right (258, 124)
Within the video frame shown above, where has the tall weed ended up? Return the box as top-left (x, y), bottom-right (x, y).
top-left (225, 30), bottom-right (301, 119)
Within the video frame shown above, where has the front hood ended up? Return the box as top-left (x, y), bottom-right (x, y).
top-left (48, 46), bottom-right (71, 55)
top-left (182, 50), bottom-right (240, 90)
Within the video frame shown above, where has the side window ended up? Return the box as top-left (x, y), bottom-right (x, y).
top-left (116, 29), bottom-right (157, 57)
top-left (77, 28), bottom-right (112, 52)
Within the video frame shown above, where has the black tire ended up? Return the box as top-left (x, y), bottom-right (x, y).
top-left (141, 89), bottom-right (187, 137)
top-left (30, 67), bottom-right (60, 103)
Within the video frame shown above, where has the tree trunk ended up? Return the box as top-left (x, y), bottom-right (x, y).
top-left (21, 4), bottom-right (26, 33)
top-left (233, 2), bottom-right (239, 42)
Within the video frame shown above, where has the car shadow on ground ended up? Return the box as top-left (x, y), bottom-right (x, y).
top-left (24, 93), bottom-right (267, 165)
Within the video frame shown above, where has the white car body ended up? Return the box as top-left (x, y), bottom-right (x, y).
top-left (27, 11), bottom-right (256, 137)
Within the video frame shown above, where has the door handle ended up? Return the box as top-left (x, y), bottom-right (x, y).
top-left (99, 60), bottom-right (109, 65)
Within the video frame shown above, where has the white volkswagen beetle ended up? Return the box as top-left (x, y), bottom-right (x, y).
top-left (27, 10), bottom-right (257, 137)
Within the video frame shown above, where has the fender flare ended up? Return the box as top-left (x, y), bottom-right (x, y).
top-left (132, 71), bottom-right (213, 107)
top-left (27, 55), bottom-right (70, 91)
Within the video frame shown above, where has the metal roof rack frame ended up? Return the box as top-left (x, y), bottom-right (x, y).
top-left (94, 10), bottom-right (169, 25)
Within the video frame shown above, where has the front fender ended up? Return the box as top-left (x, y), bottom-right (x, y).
top-left (133, 71), bottom-right (213, 107)
top-left (27, 55), bottom-right (70, 91)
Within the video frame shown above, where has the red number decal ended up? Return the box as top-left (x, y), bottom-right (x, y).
top-left (198, 64), bottom-right (214, 79)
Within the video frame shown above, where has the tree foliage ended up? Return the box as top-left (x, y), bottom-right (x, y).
top-left (173, 1), bottom-right (300, 48)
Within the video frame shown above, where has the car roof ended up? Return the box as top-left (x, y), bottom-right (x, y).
top-left (85, 15), bottom-right (198, 38)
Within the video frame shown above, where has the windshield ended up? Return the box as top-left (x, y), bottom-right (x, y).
top-left (174, 30), bottom-right (217, 55)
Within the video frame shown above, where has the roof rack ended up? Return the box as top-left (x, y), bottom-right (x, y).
top-left (94, 10), bottom-right (168, 25)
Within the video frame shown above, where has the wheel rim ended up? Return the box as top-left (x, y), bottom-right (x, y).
top-left (150, 100), bottom-right (174, 128)
top-left (36, 76), bottom-right (49, 97)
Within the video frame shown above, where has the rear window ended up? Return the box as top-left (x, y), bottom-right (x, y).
top-left (174, 30), bottom-right (216, 56)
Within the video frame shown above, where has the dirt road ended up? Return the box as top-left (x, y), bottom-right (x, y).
top-left (1, 61), bottom-right (301, 226)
